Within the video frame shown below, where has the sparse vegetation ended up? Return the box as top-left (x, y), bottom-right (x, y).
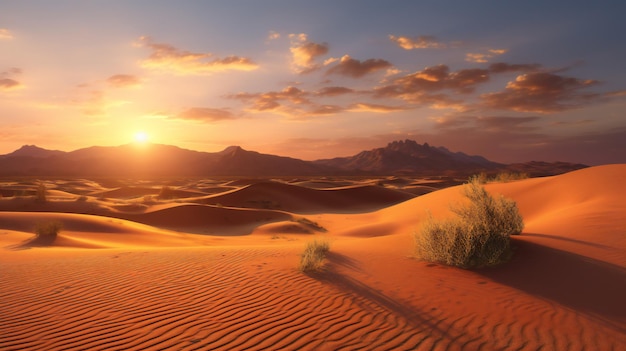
top-left (415, 178), bottom-right (524, 268)
top-left (31, 221), bottom-right (62, 246)
top-left (158, 185), bottom-right (175, 199)
top-left (299, 239), bottom-right (330, 273)
top-left (470, 172), bottom-right (529, 184)
top-left (35, 182), bottom-right (47, 203)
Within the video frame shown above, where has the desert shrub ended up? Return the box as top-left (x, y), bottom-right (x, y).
top-left (299, 239), bottom-right (330, 273)
top-left (32, 221), bottom-right (62, 246)
top-left (492, 172), bottom-right (529, 183)
top-left (158, 185), bottom-right (174, 199)
top-left (470, 172), bottom-right (529, 184)
top-left (36, 182), bottom-right (47, 203)
top-left (76, 195), bottom-right (88, 202)
top-left (415, 179), bottom-right (524, 268)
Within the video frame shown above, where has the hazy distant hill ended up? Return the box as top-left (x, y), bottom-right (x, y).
top-left (0, 140), bottom-right (586, 177)
top-left (314, 140), bottom-right (503, 175)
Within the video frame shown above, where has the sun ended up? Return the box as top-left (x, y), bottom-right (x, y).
top-left (134, 131), bottom-right (148, 143)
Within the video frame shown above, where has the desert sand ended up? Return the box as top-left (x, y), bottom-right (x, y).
top-left (1, 165), bottom-right (625, 350)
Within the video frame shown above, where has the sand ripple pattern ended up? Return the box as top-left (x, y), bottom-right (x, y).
top-left (2, 246), bottom-right (625, 351)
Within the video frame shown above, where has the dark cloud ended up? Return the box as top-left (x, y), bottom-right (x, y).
top-left (175, 107), bottom-right (235, 122)
top-left (135, 36), bottom-right (258, 75)
top-left (106, 74), bottom-right (141, 88)
top-left (389, 35), bottom-right (448, 49)
top-left (315, 86), bottom-right (354, 97)
top-left (325, 55), bottom-right (392, 78)
top-left (481, 72), bottom-right (600, 112)
top-left (488, 62), bottom-right (542, 73)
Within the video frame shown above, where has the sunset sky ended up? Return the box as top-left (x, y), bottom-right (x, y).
top-left (1, 1), bottom-right (625, 165)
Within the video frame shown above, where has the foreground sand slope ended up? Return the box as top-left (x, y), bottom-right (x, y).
top-left (1, 165), bottom-right (624, 350)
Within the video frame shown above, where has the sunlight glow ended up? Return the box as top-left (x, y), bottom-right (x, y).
top-left (134, 131), bottom-right (148, 143)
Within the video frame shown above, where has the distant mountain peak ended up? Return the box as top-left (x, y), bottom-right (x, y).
top-left (7, 145), bottom-right (65, 158)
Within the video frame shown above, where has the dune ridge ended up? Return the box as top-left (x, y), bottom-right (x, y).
top-left (1, 164), bottom-right (624, 350)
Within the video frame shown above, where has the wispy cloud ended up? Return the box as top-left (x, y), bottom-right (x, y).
top-left (289, 33), bottom-right (329, 73)
top-left (267, 31), bottom-right (280, 40)
top-left (135, 36), bottom-right (258, 75)
top-left (348, 103), bottom-right (407, 113)
top-left (0, 28), bottom-right (13, 40)
top-left (325, 55), bottom-right (392, 78)
top-left (174, 107), bottom-right (236, 122)
top-left (465, 48), bottom-right (507, 63)
top-left (389, 35), bottom-right (449, 49)
top-left (106, 74), bottom-right (141, 88)
top-left (434, 115), bottom-right (541, 132)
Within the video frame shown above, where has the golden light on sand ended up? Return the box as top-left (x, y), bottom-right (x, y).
top-left (134, 131), bottom-right (148, 143)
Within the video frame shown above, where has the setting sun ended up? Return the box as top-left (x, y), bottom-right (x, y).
top-left (134, 131), bottom-right (148, 143)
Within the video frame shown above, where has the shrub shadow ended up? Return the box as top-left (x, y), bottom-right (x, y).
top-left (307, 252), bottom-right (450, 338)
top-left (479, 237), bottom-right (626, 331)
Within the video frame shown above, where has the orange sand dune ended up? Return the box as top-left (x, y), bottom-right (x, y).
top-left (204, 180), bottom-right (415, 213)
top-left (1, 165), bottom-right (625, 350)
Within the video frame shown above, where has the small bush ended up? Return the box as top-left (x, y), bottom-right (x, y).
top-left (299, 239), bottom-right (330, 273)
top-left (415, 179), bottom-right (524, 268)
top-left (158, 186), bottom-right (175, 199)
top-left (31, 221), bottom-right (62, 246)
top-left (36, 182), bottom-right (47, 203)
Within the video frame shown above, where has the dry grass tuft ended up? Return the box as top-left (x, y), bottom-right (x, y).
top-left (299, 239), bottom-right (330, 273)
top-left (30, 221), bottom-right (63, 246)
top-left (415, 179), bottom-right (524, 268)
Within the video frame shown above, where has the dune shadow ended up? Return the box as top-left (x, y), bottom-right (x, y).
top-left (480, 237), bottom-right (626, 331)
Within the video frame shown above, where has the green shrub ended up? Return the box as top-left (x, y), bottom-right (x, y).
top-left (415, 179), bottom-right (524, 268)
top-left (32, 221), bottom-right (62, 246)
top-left (299, 239), bottom-right (330, 273)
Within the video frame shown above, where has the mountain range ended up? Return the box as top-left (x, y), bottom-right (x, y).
top-left (0, 140), bottom-right (587, 177)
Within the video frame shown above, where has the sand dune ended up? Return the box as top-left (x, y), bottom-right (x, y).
top-left (1, 165), bottom-right (625, 350)
top-left (203, 180), bottom-right (415, 213)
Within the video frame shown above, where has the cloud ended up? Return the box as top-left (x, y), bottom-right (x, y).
top-left (135, 36), bottom-right (258, 75)
top-left (0, 68), bottom-right (23, 91)
top-left (370, 64), bottom-right (490, 110)
top-left (106, 74), bottom-right (141, 88)
top-left (0, 78), bottom-right (21, 91)
top-left (389, 35), bottom-right (448, 49)
top-left (230, 86), bottom-right (312, 112)
top-left (289, 33), bottom-right (329, 73)
top-left (434, 115), bottom-right (541, 132)
top-left (481, 72), bottom-right (601, 112)
top-left (315, 86), bottom-right (355, 97)
top-left (267, 31), bottom-right (280, 40)
top-left (464, 48), bottom-right (506, 63)
top-left (0, 28), bottom-right (13, 40)
top-left (325, 55), bottom-right (392, 78)
top-left (488, 62), bottom-right (542, 73)
top-left (348, 103), bottom-right (408, 113)
top-left (174, 107), bottom-right (235, 122)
